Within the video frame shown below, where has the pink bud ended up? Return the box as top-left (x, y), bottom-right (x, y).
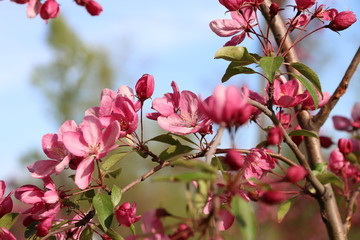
top-left (218, 0), bottom-right (243, 11)
top-left (286, 166), bottom-right (307, 183)
top-left (11, 0), bottom-right (29, 3)
top-left (328, 11), bottom-right (357, 31)
top-left (295, 0), bottom-right (316, 11)
top-left (39, 0), bottom-right (59, 20)
top-left (319, 136), bottom-right (333, 148)
top-left (267, 126), bottom-right (283, 145)
top-left (135, 74), bottom-right (155, 102)
top-left (224, 149), bottom-right (245, 171)
top-left (85, 0), bottom-right (103, 16)
top-left (260, 190), bottom-right (286, 205)
top-left (115, 202), bottom-right (141, 227)
top-left (269, 3), bottom-right (279, 18)
top-left (338, 138), bottom-right (353, 155)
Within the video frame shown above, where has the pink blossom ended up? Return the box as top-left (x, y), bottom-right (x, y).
top-left (0, 228), bottom-right (16, 240)
top-left (217, 209), bottom-right (235, 231)
top-left (291, 14), bottom-right (311, 29)
top-left (0, 181), bottom-right (13, 219)
top-left (85, 0), bottom-right (103, 16)
top-left (301, 91), bottom-right (330, 110)
top-left (269, 3), bottom-right (279, 18)
top-left (147, 81), bottom-right (211, 135)
top-left (218, 0), bottom-right (243, 11)
top-left (28, 120), bottom-right (77, 179)
top-left (338, 138), bottom-right (353, 155)
top-left (202, 85), bottom-right (252, 128)
top-left (168, 223), bottom-right (193, 240)
top-left (260, 190), bottom-right (286, 204)
top-left (39, 0), bottom-right (59, 20)
top-left (63, 116), bottom-right (120, 189)
top-left (210, 7), bottom-right (256, 46)
top-left (273, 79), bottom-right (307, 108)
top-left (243, 149), bottom-right (275, 183)
top-left (285, 166), bottom-right (307, 183)
top-left (332, 102), bottom-right (360, 132)
top-left (267, 126), bottom-right (283, 145)
top-left (141, 209), bottom-right (169, 240)
top-left (328, 11), bottom-right (357, 31)
top-left (319, 136), bottom-right (333, 148)
top-left (328, 148), bottom-right (356, 177)
top-left (295, 0), bottom-right (316, 11)
top-left (135, 74), bottom-right (155, 102)
top-left (314, 5), bottom-right (338, 21)
top-left (224, 149), bottom-right (245, 170)
top-left (115, 202), bottom-right (141, 227)
top-left (291, 125), bottom-right (304, 146)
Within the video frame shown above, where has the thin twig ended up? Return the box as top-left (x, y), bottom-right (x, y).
top-left (344, 188), bottom-right (360, 233)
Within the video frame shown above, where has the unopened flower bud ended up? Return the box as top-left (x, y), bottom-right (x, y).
top-left (267, 126), bottom-right (283, 145)
top-left (85, 0), bottom-right (103, 16)
top-left (224, 149), bottom-right (245, 171)
top-left (338, 138), bottom-right (353, 155)
top-left (286, 166), bottom-right (307, 183)
top-left (218, 0), bottom-right (242, 11)
top-left (269, 3), bottom-right (279, 18)
top-left (115, 202), bottom-right (141, 227)
top-left (135, 74), bottom-right (155, 102)
top-left (320, 136), bottom-right (333, 148)
top-left (295, 0), bottom-right (316, 11)
top-left (39, 0), bottom-right (59, 20)
top-left (260, 190), bottom-right (286, 205)
top-left (328, 11), bottom-right (357, 31)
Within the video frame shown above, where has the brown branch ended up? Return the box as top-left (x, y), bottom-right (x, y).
top-left (313, 47), bottom-right (360, 128)
top-left (345, 188), bottom-right (360, 233)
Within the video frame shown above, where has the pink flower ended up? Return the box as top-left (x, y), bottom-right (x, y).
top-left (217, 209), bottom-right (235, 231)
top-left (28, 120), bottom-right (77, 179)
top-left (202, 85), bottom-right (252, 128)
top-left (267, 126), bottom-right (283, 145)
top-left (147, 81), bottom-right (211, 135)
top-left (63, 116), bottom-right (120, 189)
top-left (338, 138), bottom-right (353, 155)
top-left (0, 228), bottom-right (16, 240)
top-left (273, 79), bottom-right (307, 108)
top-left (320, 136), bottom-right (333, 148)
top-left (314, 5), bottom-right (338, 21)
top-left (169, 223), bottom-right (193, 240)
top-left (218, 0), bottom-right (243, 11)
top-left (141, 209), bottom-right (169, 240)
top-left (224, 149), bottom-right (245, 170)
top-left (260, 190), bottom-right (286, 204)
top-left (115, 202), bottom-right (141, 227)
top-left (328, 148), bottom-right (356, 177)
top-left (0, 181), bottom-right (13, 219)
top-left (301, 91), bottom-right (330, 110)
top-left (85, 0), bottom-right (103, 16)
top-left (295, 0), bottom-right (316, 11)
top-left (243, 149), bottom-right (275, 183)
top-left (269, 3), bottom-right (279, 18)
top-left (39, 0), bottom-right (59, 20)
top-left (291, 14), bottom-right (311, 29)
top-left (135, 74), bottom-right (155, 102)
top-left (328, 11), bottom-right (357, 31)
top-left (285, 166), bottom-right (307, 183)
top-left (332, 102), bottom-right (360, 132)
top-left (210, 7), bottom-right (256, 46)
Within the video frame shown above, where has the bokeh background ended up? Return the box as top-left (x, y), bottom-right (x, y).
top-left (0, 0), bottom-right (359, 239)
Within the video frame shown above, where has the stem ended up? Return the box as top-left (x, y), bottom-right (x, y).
top-left (206, 126), bottom-right (225, 164)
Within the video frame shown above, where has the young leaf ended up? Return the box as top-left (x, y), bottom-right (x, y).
top-left (106, 228), bottom-right (125, 240)
top-left (153, 171), bottom-right (216, 182)
top-left (111, 185), bottom-right (122, 207)
top-left (288, 129), bottom-right (318, 139)
top-left (316, 172), bottom-right (344, 189)
top-left (292, 73), bottom-right (319, 109)
top-left (290, 62), bottom-right (322, 95)
top-left (231, 196), bottom-right (257, 240)
top-left (222, 62), bottom-right (257, 83)
top-left (159, 145), bottom-right (193, 161)
top-left (148, 134), bottom-right (181, 145)
top-left (277, 197), bottom-right (297, 223)
top-left (102, 152), bottom-right (129, 171)
top-left (259, 56), bottom-right (284, 83)
top-left (0, 212), bottom-right (19, 230)
top-left (214, 46), bottom-right (257, 64)
top-left (93, 193), bottom-right (114, 232)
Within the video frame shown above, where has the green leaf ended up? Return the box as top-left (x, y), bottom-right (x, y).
top-left (25, 222), bottom-right (37, 238)
top-left (214, 46), bottom-right (257, 64)
top-left (159, 145), bottom-right (194, 161)
top-left (314, 162), bottom-right (327, 174)
top-left (80, 226), bottom-right (93, 240)
top-left (290, 62), bottom-right (322, 95)
top-left (93, 193), bottom-right (114, 232)
top-left (292, 73), bottom-right (319, 109)
top-left (0, 213), bottom-right (19, 230)
top-left (171, 159), bottom-right (217, 173)
top-left (130, 224), bottom-right (136, 235)
top-left (148, 134), bottom-right (181, 145)
top-left (222, 62), bottom-right (257, 83)
top-left (288, 129), bottom-right (318, 139)
top-left (316, 172), bottom-right (344, 189)
top-left (231, 196), bottom-right (257, 240)
top-left (171, 134), bottom-right (199, 146)
top-left (259, 56), bottom-right (284, 83)
top-left (106, 228), bottom-right (125, 240)
top-left (346, 153), bottom-right (358, 164)
top-left (153, 171), bottom-right (216, 182)
top-left (277, 197), bottom-right (296, 223)
top-left (111, 185), bottom-right (122, 207)
top-left (102, 152), bottom-right (129, 171)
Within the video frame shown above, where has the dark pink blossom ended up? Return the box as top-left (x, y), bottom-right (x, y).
top-left (0, 228), bottom-right (16, 240)
top-left (224, 149), bottom-right (245, 170)
top-left (147, 81), bottom-right (211, 135)
top-left (291, 14), bottom-right (311, 29)
top-left (332, 102), bottom-right (360, 132)
top-left (219, 0), bottom-right (243, 11)
top-left (210, 7), bottom-right (256, 46)
top-left (328, 11), bottom-right (357, 31)
top-left (320, 136), bottom-right (333, 148)
top-left (243, 149), bottom-right (275, 183)
top-left (301, 90), bottom-right (330, 110)
top-left (273, 79), bottom-right (307, 108)
top-left (202, 85), bottom-right (252, 128)
top-left (328, 148), bottom-right (356, 177)
top-left (85, 0), bottom-right (103, 16)
top-left (169, 223), bottom-right (193, 240)
top-left (260, 190), bottom-right (286, 204)
top-left (314, 5), bottom-right (338, 21)
top-left (286, 166), bottom-right (307, 183)
top-left (115, 202), bottom-right (141, 227)
top-left (39, 0), bottom-right (59, 20)
top-left (0, 181), bottom-right (13, 219)
top-left (141, 209), bottom-right (169, 240)
top-left (338, 138), bottom-right (353, 155)
top-left (135, 74), bottom-right (155, 102)
top-left (267, 126), bottom-right (283, 145)
top-left (295, 0), bottom-right (316, 11)
top-left (269, 3), bottom-right (279, 18)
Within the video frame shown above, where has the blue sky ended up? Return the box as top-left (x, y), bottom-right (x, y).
top-left (0, 0), bottom-right (359, 181)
